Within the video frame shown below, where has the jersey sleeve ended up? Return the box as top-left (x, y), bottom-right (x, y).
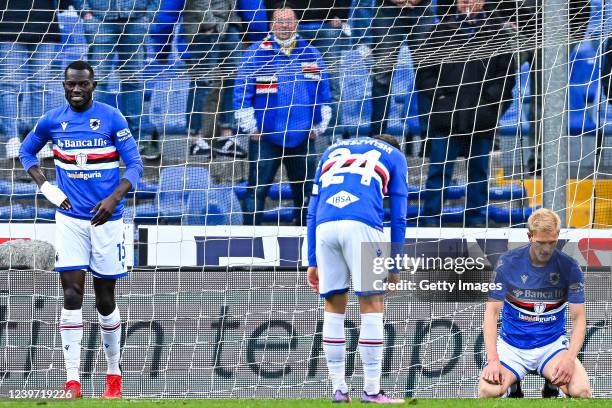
top-left (19, 115), bottom-right (52, 172)
top-left (488, 255), bottom-right (508, 301)
top-left (388, 150), bottom-right (408, 265)
top-left (306, 158), bottom-right (324, 267)
top-left (387, 150), bottom-right (408, 198)
top-left (567, 258), bottom-right (585, 304)
top-left (112, 110), bottom-right (143, 190)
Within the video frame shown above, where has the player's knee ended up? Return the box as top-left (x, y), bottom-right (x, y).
top-left (95, 296), bottom-right (116, 316)
top-left (568, 384), bottom-right (592, 398)
top-left (478, 381), bottom-right (505, 398)
top-left (63, 285), bottom-right (84, 310)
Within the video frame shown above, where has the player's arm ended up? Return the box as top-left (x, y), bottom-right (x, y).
top-left (387, 151), bottom-right (408, 284)
top-left (482, 300), bottom-right (504, 384)
top-left (233, 46), bottom-right (259, 138)
top-left (552, 262), bottom-right (587, 386)
top-left (306, 160), bottom-right (324, 293)
top-left (312, 52), bottom-right (332, 138)
top-left (481, 257), bottom-right (508, 384)
top-left (90, 116), bottom-right (144, 226)
top-left (19, 117), bottom-right (71, 210)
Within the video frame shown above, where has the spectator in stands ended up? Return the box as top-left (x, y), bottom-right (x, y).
top-left (0, 0), bottom-right (69, 158)
top-left (234, 6), bottom-right (332, 225)
top-left (416, 0), bottom-right (516, 227)
top-left (363, 0), bottom-right (435, 137)
top-left (79, 0), bottom-right (159, 159)
top-left (290, 0), bottom-right (351, 142)
top-left (181, 0), bottom-right (241, 157)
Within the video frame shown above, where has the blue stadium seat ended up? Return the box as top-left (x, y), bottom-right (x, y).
top-left (489, 206), bottom-right (538, 224)
top-left (127, 181), bottom-right (158, 199)
top-left (261, 207), bottom-right (295, 224)
top-left (159, 166), bottom-right (211, 218)
top-left (489, 185), bottom-right (526, 201)
top-left (568, 41), bottom-right (599, 135)
top-left (148, 72), bottom-right (190, 133)
top-left (123, 202), bottom-right (160, 223)
top-left (0, 205), bottom-right (35, 220)
top-left (184, 187), bottom-right (243, 225)
top-left (498, 62), bottom-right (531, 136)
top-left (267, 183), bottom-right (295, 201)
top-left (34, 206), bottom-right (56, 221)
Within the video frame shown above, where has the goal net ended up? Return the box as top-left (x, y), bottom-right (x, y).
top-left (0, 0), bottom-right (611, 399)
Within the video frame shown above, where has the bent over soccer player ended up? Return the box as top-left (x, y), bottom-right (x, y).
top-left (306, 135), bottom-right (408, 403)
top-left (479, 208), bottom-right (591, 398)
top-left (19, 60), bottom-right (144, 399)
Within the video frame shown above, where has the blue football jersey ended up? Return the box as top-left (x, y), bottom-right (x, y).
top-left (489, 245), bottom-right (585, 349)
top-left (19, 101), bottom-right (143, 221)
top-left (311, 137), bottom-right (408, 229)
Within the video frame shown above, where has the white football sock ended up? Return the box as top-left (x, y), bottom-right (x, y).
top-left (323, 311), bottom-right (348, 393)
top-left (98, 307), bottom-right (122, 375)
top-left (359, 313), bottom-right (384, 395)
top-left (60, 308), bottom-right (83, 382)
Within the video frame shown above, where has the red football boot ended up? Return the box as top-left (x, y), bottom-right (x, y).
top-left (102, 374), bottom-right (122, 399)
top-left (64, 380), bottom-right (82, 399)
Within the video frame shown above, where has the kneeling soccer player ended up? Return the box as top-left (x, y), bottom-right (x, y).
top-left (479, 208), bottom-right (591, 398)
top-left (306, 134), bottom-right (408, 403)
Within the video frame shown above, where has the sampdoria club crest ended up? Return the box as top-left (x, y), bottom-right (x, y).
top-left (90, 118), bottom-right (100, 130)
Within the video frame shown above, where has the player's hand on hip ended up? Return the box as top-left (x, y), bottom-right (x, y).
top-left (90, 195), bottom-right (120, 226)
top-left (308, 130), bottom-right (317, 141)
top-left (307, 266), bottom-right (319, 294)
top-left (250, 132), bottom-right (261, 141)
top-left (551, 353), bottom-right (575, 386)
top-left (40, 181), bottom-right (71, 210)
top-left (481, 360), bottom-right (505, 385)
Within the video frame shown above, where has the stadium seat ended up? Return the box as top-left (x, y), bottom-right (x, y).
top-left (568, 41), bottom-right (599, 136)
top-left (498, 62), bottom-right (531, 136)
top-left (5, 181), bottom-right (38, 198)
top-left (123, 202), bottom-right (160, 223)
top-left (159, 166), bottom-right (211, 218)
top-left (127, 181), bottom-right (159, 199)
top-left (261, 207), bottom-right (295, 224)
top-left (489, 185), bottom-right (526, 201)
top-left (148, 73), bottom-right (190, 134)
top-left (0, 205), bottom-right (35, 220)
top-left (34, 206), bottom-right (56, 221)
top-left (489, 206), bottom-right (538, 223)
top-left (184, 187), bottom-right (244, 225)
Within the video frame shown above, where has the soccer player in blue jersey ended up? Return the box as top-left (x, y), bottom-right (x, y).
top-left (479, 208), bottom-right (591, 398)
top-left (19, 60), bottom-right (143, 399)
top-left (306, 134), bottom-right (408, 404)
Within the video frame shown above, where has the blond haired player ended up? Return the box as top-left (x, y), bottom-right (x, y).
top-left (479, 208), bottom-right (591, 398)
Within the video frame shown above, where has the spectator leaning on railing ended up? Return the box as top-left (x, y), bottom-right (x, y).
top-left (77, 0), bottom-right (160, 159)
top-left (234, 6), bottom-right (332, 226)
top-left (0, 0), bottom-right (73, 159)
top-left (416, 0), bottom-right (516, 227)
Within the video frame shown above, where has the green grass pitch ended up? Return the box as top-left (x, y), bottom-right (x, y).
top-left (1, 399), bottom-right (612, 407)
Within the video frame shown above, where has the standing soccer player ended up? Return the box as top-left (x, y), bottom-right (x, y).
top-left (306, 135), bottom-right (408, 403)
top-left (479, 208), bottom-right (591, 398)
top-left (19, 60), bottom-right (143, 399)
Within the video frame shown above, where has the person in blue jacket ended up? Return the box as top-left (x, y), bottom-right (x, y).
top-left (234, 5), bottom-right (332, 226)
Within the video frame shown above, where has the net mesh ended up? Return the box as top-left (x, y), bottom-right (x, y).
top-left (0, 0), bottom-right (611, 399)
